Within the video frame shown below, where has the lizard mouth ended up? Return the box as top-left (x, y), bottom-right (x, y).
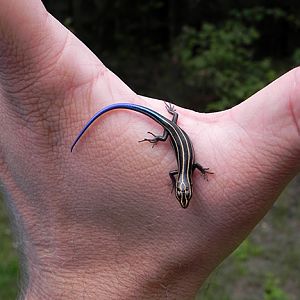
top-left (176, 192), bottom-right (191, 209)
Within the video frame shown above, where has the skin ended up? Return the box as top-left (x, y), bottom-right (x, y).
top-left (0, 1), bottom-right (299, 299)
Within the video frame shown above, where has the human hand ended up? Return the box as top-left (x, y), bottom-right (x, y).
top-left (0, 1), bottom-right (299, 299)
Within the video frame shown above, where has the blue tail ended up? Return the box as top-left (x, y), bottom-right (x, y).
top-left (70, 103), bottom-right (165, 152)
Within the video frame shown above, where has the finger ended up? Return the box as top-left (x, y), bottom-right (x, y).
top-left (0, 0), bottom-right (138, 145)
top-left (0, 0), bottom-right (100, 99)
top-left (0, 0), bottom-right (134, 108)
top-left (0, 0), bottom-right (47, 39)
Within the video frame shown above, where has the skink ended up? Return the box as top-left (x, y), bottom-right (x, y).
top-left (71, 102), bottom-right (212, 208)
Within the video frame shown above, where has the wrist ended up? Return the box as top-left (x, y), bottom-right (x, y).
top-left (20, 225), bottom-right (209, 299)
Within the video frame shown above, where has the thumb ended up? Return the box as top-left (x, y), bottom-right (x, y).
top-left (230, 67), bottom-right (300, 178)
top-left (203, 67), bottom-right (300, 233)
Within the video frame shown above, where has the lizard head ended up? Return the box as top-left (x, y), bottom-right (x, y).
top-left (175, 181), bottom-right (192, 208)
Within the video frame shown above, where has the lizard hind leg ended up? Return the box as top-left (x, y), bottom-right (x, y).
top-left (138, 130), bottom-right (169, 148)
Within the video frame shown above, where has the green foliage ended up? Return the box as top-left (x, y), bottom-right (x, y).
top-left (292, 48), bottom-right (300, 65)
top-left (0, 199), bottom-right (19, 300)
top-left (231, 238), bottom-right (263, 276)
top-left (231, 6), bottom-right (300, 26)
top-left (234, 238), bottom-right (262, 262)
top-left (264, 274), bottom-right (290, 300)
top-left (196, 276), bottom-right (231, 300)
top-left (173, 15), bottom-right (277, 111)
